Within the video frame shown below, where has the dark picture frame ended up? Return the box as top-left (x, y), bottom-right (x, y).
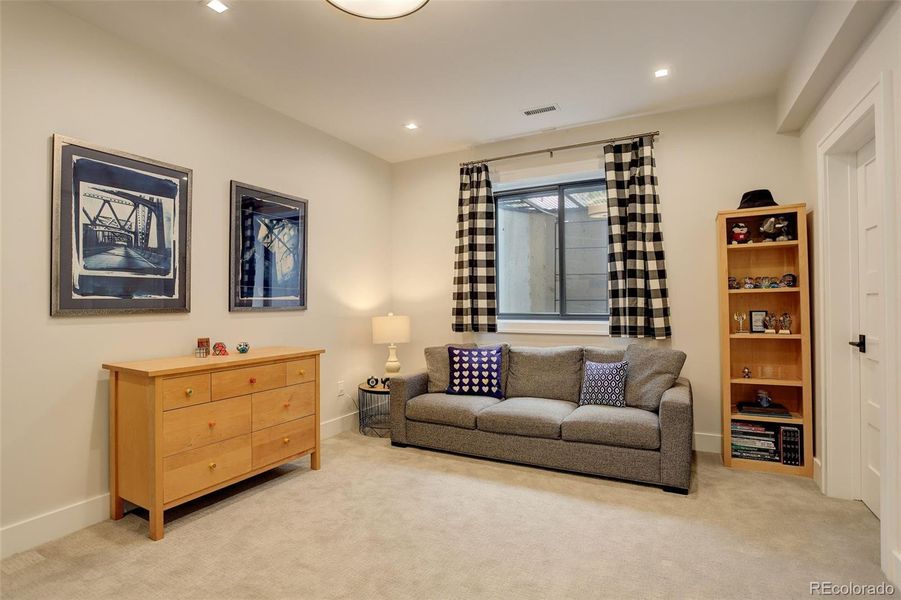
top-left (229, 181), bottom-right (308, 312)
top-left (749, 310), bottom-right (767, 333)
top-left (51, 134), bottom-right (192, 316)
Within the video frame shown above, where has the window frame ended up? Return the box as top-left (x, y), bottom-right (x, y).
top-left (495, 178), bottom-right (609, 321)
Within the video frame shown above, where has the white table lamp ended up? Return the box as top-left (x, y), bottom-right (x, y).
top-left (372, 313), bottom-right (411, 374)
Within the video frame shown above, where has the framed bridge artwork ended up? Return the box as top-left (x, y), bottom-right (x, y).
top-left (229, 181), bottom-right (307, 312)
top-left (51, 135), bottom-right (192, 315)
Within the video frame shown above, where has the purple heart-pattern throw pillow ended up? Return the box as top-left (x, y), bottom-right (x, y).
top-left (446, 346), bottom-right (503, 399)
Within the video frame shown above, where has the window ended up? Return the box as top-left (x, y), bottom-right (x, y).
top-left (496, 179), bottom-right (608, 320)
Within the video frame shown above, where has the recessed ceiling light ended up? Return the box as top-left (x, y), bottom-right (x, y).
top-left (206, 0), bottom-right (229, 14)
top-left (655, 68), bottom-right (669, 78)
top-left (326, 0), bottom-right (429, 20)
top-left (404, 123), bottom-right (419, 130)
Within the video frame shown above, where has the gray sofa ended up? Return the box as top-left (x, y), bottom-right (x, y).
top-left (390, 344), bottom-right (693, 493)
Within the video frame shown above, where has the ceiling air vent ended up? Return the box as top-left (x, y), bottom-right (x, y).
top-left (522, 104), bottom-right (559, 117)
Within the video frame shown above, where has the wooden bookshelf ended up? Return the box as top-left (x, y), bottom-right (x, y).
top-left (716, 203), bottom-right (813, 477)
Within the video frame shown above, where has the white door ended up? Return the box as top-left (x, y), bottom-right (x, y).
top-left (854, 139), bottom-right (882, 518)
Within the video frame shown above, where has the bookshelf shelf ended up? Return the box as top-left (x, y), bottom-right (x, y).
top-left (728, 287), bottom-right (801, 295)
top-left (730, 333), bottom-right (802, 340)
top-left (730, 411), bottom-right (803, 424)
top-left (717, 204), bottom-right (813, 478)
top-left (729, 377), bottom-right (803, 387)
top-left (726, 240), bottom-right (799, 251)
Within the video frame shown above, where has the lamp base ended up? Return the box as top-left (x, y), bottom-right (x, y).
top-left (384, 343), bottom-right (401, 374)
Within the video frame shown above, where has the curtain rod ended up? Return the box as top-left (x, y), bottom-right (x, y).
top-left (459, 130), bottom-right (660, 167)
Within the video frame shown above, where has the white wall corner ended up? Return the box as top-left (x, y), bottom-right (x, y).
top-left (777, 0), bottom-right (893, 133)
top-left (813, 456), bottom-right (824, 492)
top-left (693, 431), bottom-right (722, 454)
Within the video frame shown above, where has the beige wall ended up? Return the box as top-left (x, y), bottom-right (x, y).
top-left (797, 3), bottom-right (900, 581)
top-left (390, 97), bottom-right (806, 450)
top-left (0, 1), bottom-right (392, 538)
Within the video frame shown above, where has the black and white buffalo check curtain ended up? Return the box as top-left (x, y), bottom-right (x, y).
top-left (452, 164), bottom-right (497, 332)
top-left (604, 136), bottom-right (672, 339)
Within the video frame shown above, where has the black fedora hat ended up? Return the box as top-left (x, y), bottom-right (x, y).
top-left (738, 189), bottom-right (777, 209)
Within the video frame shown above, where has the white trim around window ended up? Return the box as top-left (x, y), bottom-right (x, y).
top-left (496, 319), bottom-right (610, 336)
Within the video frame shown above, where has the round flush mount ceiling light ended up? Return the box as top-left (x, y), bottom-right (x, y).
top-left (326, 0), bottom-right (429, 20)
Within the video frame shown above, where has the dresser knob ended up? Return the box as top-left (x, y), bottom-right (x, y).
top-left (249, 377), bottom-right (257, 384)
top-left (209, 462), bottom-right (217, 470)
top-left (283, 402), bottom-right (291, 408)
top-left (185, 388), bottom-right (194, 396)
top-left (208, 421), bottom-right (216, 428)
top-left (283, 437), bottom-right (290, 445)
top-left (298, 369), bottom-right (306, 376)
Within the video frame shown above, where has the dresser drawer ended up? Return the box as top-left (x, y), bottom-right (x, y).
top-left (211, 363), bottom-right (286, 400)
top-left (162, 374), bottom-right (211, 411)
top-left (163, 434), bottom-right (251, 503)
top-left (163, 396), bottom-right (251, 457)
top-left (252, 416), bottom-right (315, 469)
top-left (252, 383), bottom-right (315, 431)
top-left (285, 358), bottom-right (316, 386)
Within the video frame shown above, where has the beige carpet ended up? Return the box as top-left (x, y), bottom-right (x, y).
top-left (1, 432), bottom-right (890, 599)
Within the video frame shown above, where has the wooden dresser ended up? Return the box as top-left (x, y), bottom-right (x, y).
top-left (103, 346), bottom-right (325, 540)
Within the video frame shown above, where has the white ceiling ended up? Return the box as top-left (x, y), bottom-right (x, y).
top-left (56, 0), bottom-right (816, 163)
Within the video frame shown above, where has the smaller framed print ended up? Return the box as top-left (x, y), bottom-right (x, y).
top-left (229, 181), bottom-right (307, 311)
top-left (51, 134), bottom-right (192, 316)
top-left (749, 310), bottom-right (767, 333)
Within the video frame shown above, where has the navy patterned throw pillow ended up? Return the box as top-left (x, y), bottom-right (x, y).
top-left (446, 346), bottom-right (503, 399)
top-left (579, 360), bottom-right (629, 407)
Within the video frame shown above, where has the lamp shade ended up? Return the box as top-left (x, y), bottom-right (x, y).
top-left (372, 313), bottom-right (411, 344)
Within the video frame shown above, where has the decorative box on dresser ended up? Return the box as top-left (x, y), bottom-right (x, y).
top-left (103, 346), bottom-right (325, 540)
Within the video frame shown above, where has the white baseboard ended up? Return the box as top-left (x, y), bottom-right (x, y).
top-left (321, 410), bottom-right (358, 439)
top-left (0, 493), bottom-right (109, 559)
top-left (813, 457), bottom-right (824, 491)
top-left (1, 414), bottom-right (360, 560)
top-left (693, 431), bottom-right (722, 454)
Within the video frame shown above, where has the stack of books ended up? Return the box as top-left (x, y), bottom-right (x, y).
top-left (731, 421), bottom-right (779, 462)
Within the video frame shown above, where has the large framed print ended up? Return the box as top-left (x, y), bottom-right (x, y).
top-left (52, 135), bottom-right (192, 316)
top-left (229, 181), bottom-right (307, 312)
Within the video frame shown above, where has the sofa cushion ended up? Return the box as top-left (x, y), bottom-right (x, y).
top-left (406, 393), bottom-right (500, 430)
top-left (583, 346), bottom-right (626, 364)
top-left (506, 346), bottom-right (583, 403)
top-left (477, 397), bottom-right (578, 439)
top-left (424, 343), bottom-right (476, 393)
top-left (446, 346), bottom-right (503, 399)
top-left (579, 360), bottom-right (628, 407)
top-left (561, 405), bottom-right (660, 450)
top-left (623, 344), bottom-right (687, 412)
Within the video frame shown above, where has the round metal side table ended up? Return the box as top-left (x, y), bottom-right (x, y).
top-left (358, 383), bottom-right (391, 437)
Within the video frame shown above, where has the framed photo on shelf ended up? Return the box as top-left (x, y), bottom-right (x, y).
top-left (749, 310), bottom-right (767, 333)
top-left (229, 181), bottom-right (307, 312)
top-left (51, 134), bottom-right (192, 316)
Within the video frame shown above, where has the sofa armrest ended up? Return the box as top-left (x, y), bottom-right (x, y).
top-left (659, 377), bottom-right (693, 490)
top-left (389, 371), bottom-right (429, 444)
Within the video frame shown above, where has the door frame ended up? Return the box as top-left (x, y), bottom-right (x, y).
top-left (815, 72), bottom-right (897, 579)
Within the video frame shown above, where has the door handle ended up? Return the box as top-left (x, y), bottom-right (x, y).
top-left (849, 334), bottom-right (867, 353)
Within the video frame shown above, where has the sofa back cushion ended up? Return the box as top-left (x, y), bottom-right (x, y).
top-left (425, 343), bottom-right (475, 393)
top-left (506, 346), bottom-right (583, 403)
top-left (446, 346), bottom-right (504, 399)
top-left (583, 346), bottom-right (626, 364)
top-left (623, 344), bottom-right (687, 411)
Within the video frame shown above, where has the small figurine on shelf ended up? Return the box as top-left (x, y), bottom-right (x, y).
top-left (212, 342), bottom-right (229, 356)
top-left (366, 376), bottom-right (379, 388)
top-left (742, 367), bottom-right (752, 379)
top-left (730, 222), bottom-right (750, 244)
top-left (728, 276), bottom-right (740, 290)
top-left (733, 311), bottom-right (748, 333)
top-left (236, 342), bottom-right (250, 354)
top-left (780, 273), bottom-right (798, 288)
top-left (760, 216), bottom-right (792, 242)
top-left (195, 337), bottom-right (210, 358)
top-left (755, 389), bottom-right (773, 407)
top-left (778, 313), bottom-right (793, 335)
top-left (768, 279), bottom-right (781, 288)
top-left (743, 276), bottom-right (756, 289)
top-left (757, 276), bottom-right (771, 288)
top-left (763, 312), bottom-right (778, 334)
